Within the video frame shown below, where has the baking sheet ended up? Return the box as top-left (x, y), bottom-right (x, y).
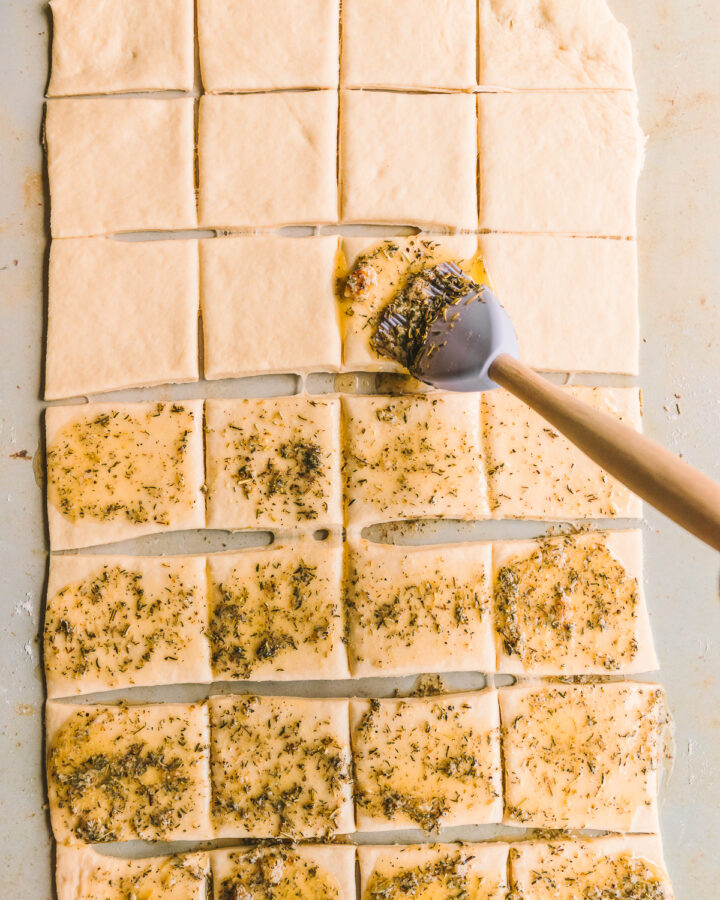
top-left (1, 0), bottom-right (719, 895)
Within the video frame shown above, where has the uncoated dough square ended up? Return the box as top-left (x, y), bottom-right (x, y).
top-left (340, 91), bottom-right (478, 230)
top-left (46, 97), bottom-right (197, 238)
top-left (201, 236), bottom-right (341, 379)
top-left (198, 92), bottom-right (338, 228)
top-left (48, 0), bottom-right (195, 96)
top-left (198, 0), bottom-right (340, 91)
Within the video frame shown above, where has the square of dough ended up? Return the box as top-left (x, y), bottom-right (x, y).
top-left (211, 845), bottom-right (355, 900)
top-left (44, 554), bottom-right (211, 699)
top-left (48, 0), bottom-right (195, 96)
top-left (340, 91), bottom-right (478, 230)
top-left (359, 843), bottom-right (509, 900)
top-left (56, 845), bottom-right (209, 900)
top-left (201, 235), bottom-right (342, 380)
top-left (478, 92), bottom-right (644, 236)
top-left (483, 386), bottom-right (643, 520)
top-left (205, 396), bottom-right (342, 531)
top-left (341, 0), bottom-right (477, 90)
top-left (342, 394), bottom-right (488, 527)
top-left (351, 691), bottom-right (503, 831)
top-left (46, 400), bottom-right (205, 551)
top-left (346, 538), bottom-right (494, 678)
top-left (198, 92), bottom-right (338, 228)
top-left (209, 694), bottom-right (354, 838)
top-left (208, 538), bottom-right (349, 681)
top-left (46, 97), bottom-right (197, 238)
top-left (46, 701), bottom-right (212, 844)
top-left (198, 0), bottom-right (340, 91)
top-left (478, 233), bottom-right (639, 374)
top-left (499, 681), bottom-right (669, 831)
top-left (46, 237), bottom-right (199, 399)
top-left (478, 0), bottom-right (636, 90)
top-left (493, 531), bottom-right (658, 676)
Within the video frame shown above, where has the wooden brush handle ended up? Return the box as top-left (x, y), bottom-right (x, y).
top-left (489, 354), bottom-right (720, 551)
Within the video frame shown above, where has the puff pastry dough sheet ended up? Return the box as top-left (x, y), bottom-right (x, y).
top-left (200, 235), bottom-right (341, 380)
top-left (340, 90), bottom-right (478, 229)
top-left (478, 91), bottom-right (644, 236)
top-left (478, 0), bottom-right (636, 90)
top-left (45, 400), bottom-right (206, 551)
top-left (198, 92), bottom-right (338, 228)
top-left (209, 694), bottom-right (354, 839)
top-left (341, 0), bottom-right (477, 90)
top-left (478, 233), bottom-right (639, 374)
top-left (46, 237), bottom-right (199, 399)
top-left (48, 0), bottom-right (195, 96)
top-left (46, 700), bottom-right (212, 844)
top-left (198, 0), bottom-right (340, 91)
top-left (46, 97), bottom-right (197, 238)
top-left (483, 386), bottom-right (643, 520)
top-left (205, 396), bottom-right (342, 531)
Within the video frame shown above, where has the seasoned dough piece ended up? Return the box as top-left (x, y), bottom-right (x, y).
top-left (500, 681), bottom-right (670, 831)
top-left (341, 0), bottom-right (477, 90)
top-left (478, 0), bottom-right (635, 90)
top-left (46, 98), bottom-right (196, 238)
top-left (340, 91), bottom-right (478, 230)
top-left (45, 554), bottom-right (210, 698)
top-left (198, 0), bottom-right (340, 91)
top-left (478, 92), bottom-right (644, 236)
top-left (56, 845), bottom-right (209, 900)
top-left (359, 843), bottom-right (509, 900)
top-left (346, 538), bottom-right (494, 678)
top-left (201, 236), bottom-right (341, 380)
top-left (343, 394), bottom-right (488, 527)
top-left (198, 92), bottom-right (338, 228)
top-left (46, 238), bottom-right (199, 399)
top-left (209, 694), bottom-right (354, 838)
top-left (351, 691), bottom-right (502, 831)
top-left (205, 396), bottom-right (342, 531)
top-left (478, 233), bottom-right (639, 374)
top-left (483, 387), bottom-right (642, 520)
top-left (493, 531), bottom-right (658, 676)
top-left (46, 701), bottom-right (212, 844)
top-left (48, 0), bottom-right (195, 96)
top-left (46, 400), bottom-right (205, 550)
top-left (208, 539), bottom-right (348, 681)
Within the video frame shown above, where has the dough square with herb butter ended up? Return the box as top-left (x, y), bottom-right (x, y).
top-left (499, 681), bottom-right (668, 831)
top-left (46, 701), bottom-right (212, 844)
top-left (201, 235), bottom-right (342, 380)
top-left (46, 97), bottom-right (197, 238)
top-left (198, 92), bottom-right (338, 228)
top-left (209, 694), bottom-right (354, 838)
top-left (340, 91), bottom-right (478, 230)
top-left (205, 396), bottom-right (342, 531)
top-left (46, 237), bottom-right (199, 400)
top-left (48, 0), bottom-right (195, 96)
top-left (350, 690), bottom-right (503, 832)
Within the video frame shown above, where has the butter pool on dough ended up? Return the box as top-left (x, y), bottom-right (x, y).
top-left (346, 537), bottom-right (494, 678)
top-left (46, 237), bottom-right (199, 400)
top-left (48, 0), bottom-right (195, 96)
top-left (201, 235), bottom-right (341, 380)
top-left (46, 701), bottom-right (212, 844)
top-left (205, 396), bottom-right (342, 531)
top-left (351, 690), bottom-right (503, 832)
top-left (208, 537), bottom-right (349, 682)
top-left (46, 97), bottom-right (196, 238)
top-left (46, 400), bottom-right (205, 551)
top-left (483, 386), bottom-right (642, 520)
top-left (209, 694), bottom-right (354, 839)
top-left (500, 681), bottom-right (669, 831)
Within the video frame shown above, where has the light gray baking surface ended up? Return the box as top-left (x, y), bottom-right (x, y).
top-left (1, 0), bottom-right (719, 896)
